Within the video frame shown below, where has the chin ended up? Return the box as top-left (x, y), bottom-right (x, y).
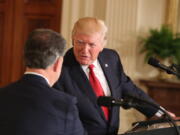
top-left (79, 61), bottom-right (91, 65)
top-left (77, 59), bottom-right (90, 65)
top-left (80, 63), bottom-right (89, 66)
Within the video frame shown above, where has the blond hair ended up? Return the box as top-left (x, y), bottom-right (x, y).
top-left (72, 17), bottom-right (108, 45)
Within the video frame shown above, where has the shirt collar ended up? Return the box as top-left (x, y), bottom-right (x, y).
top-left (24, 72), bottom-right (50, 86)
top-left (81, 59), bottom-right (98, 71)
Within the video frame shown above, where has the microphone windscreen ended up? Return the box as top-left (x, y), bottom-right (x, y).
top-left (97, 96), bottom-right (114, 107)
top-left (148, 57), bottom-right (160, 67)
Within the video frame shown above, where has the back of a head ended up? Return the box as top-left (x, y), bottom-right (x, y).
top-left (72, 17), bottom-right (108, 39)
top-left (24, 28), bottom-right (66, 69)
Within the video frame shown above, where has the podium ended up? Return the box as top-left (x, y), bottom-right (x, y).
top-left (120, 126), bottom-right (180, 135)
top-left (120, 119), bottom-right (180, 135)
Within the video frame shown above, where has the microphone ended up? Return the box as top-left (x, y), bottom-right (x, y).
top-left (97, 96), bottom-right (116, 107)
top-left (97, 95), bottom-right (159, 109)
top-left (148, 57), bottom-right (180, 77)
top-left (97, 96), bottom-right (138, 108)
top-left (97, 96), bottom-right (180, 135)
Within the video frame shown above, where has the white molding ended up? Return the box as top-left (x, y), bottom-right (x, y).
top-left (105, 0), bottom-right (138, 77)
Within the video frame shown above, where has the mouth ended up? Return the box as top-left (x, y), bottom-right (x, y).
top-left (79, 55), bottom-right (89, 59)
top-left (76, 55), bottom-right (91, 65)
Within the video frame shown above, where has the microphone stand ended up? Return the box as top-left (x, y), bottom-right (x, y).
top-left (146, 59), bottom-right (180, 134)
top-left (147, 57), bottom-right (180, 77)
top-left (98, 95), bottom-right (180, 134)
top-left (125, 97), bottom-right (180, 135)
top-left (169, 64), bottom-right (180, 78)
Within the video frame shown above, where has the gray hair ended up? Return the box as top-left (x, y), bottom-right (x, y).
top-left (24, 28), bottom-right (66, 69)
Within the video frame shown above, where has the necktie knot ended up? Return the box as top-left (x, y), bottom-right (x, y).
top-left (89, 64), bottom-right (94, 70)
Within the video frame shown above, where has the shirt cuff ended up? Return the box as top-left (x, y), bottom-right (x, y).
top-left (155, 106), bottom-right (165, 117)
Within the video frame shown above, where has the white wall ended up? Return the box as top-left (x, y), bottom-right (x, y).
top-left (60, 0), bottom-right (167, 133)
top-left (178, 2), bottom-right (180, 32)
top-left (135, 0), bottom-right (167, 80)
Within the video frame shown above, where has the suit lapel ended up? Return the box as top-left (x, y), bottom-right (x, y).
top-left (70, 65), bottom-right (107, 119)
top-left (65, 48), bottom-right (111, 121)
top-left (98, 57), bottom-right (116, 97)
top-left (70, 64), bottom-right (96, 99)
top-left (98, 51), bottom-right (122, 127)
top-left (71, 61), bottom-right (113, 120)
top-left (64, 49), bottom-right (97, 102)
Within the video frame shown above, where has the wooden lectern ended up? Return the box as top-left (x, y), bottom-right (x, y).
top-left (120, 119), bottom-right (180, 135)
top-left (139, 79), bottom-right (180, 116)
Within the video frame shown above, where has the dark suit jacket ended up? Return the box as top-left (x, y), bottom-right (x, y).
top-left (54, 48), bottom-right (159, 135)
top-left (0, 74), bottom-right (86, 135)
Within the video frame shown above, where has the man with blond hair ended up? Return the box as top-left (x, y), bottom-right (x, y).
top-left (54, 17), bottom-right (175, 135)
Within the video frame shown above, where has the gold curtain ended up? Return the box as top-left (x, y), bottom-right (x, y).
top-left (165, 0), bottom-right (179, 33)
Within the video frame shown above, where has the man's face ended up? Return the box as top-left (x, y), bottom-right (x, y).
top-left (73, 33), bottom-right (104, 65)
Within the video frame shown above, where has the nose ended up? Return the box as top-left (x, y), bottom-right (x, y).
top-left (81, 44), bottom-right (90, 53)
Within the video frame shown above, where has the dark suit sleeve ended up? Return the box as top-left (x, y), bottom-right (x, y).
top-left (54, 77), bottom-right (87, 135)
top-left (54, 66), bottom-right (66, 92)
top-left (65, 98), bottom-right (87, 135)
top-left (113, 50), bottom-right (159, 117)
top-left (121, 75), bottom-right (159, 117)
top-left (15, 97), bottom-right (86, 135)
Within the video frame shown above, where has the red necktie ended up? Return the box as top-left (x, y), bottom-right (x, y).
top-left (88, 64), bottom-right (109, 120)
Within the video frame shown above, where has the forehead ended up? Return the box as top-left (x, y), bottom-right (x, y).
top-left (74, 33), bottom-right (103, 43)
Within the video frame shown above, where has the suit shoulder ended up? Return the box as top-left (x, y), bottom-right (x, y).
top-left (63, 48), bottom-right (78, 66)
top-left (51, 87), bottom-right (77, 105)
top-left (101, 48), bottom-right (119, 56)
top-left (0, 80), bottom-right (24, 96)
top-left (99, 48), bottom-right (120, 60)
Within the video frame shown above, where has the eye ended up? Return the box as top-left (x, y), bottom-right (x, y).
top-left (76, 40), bottom-right (85, 45)
top-left (89, 43), bottom-right (96, 47)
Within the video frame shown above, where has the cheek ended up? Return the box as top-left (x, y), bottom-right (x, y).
top-left (73, 46), bottom-right (82, 60)
top-left (74, 45), bottom-right (82, 51)
top-left (90, 48), bottom-right (102, 59)
top-left (73, 46), bottom-right (80, 54)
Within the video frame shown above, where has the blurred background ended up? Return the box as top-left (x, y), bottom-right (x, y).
top-left (0, 0), bottom-right (180, 133)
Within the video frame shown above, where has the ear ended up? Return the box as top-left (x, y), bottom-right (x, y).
top-left (103, 36), bottom-right (107, 46)
top-left (53, 57), bottom-right (63, 72)
top-left (72, 39), bottom-right (74, 46)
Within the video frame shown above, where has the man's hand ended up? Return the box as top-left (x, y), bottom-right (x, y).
top-left (167, 111), bottom-right (176, 118)
top-left (165, 111), bottom-right (180, 120)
